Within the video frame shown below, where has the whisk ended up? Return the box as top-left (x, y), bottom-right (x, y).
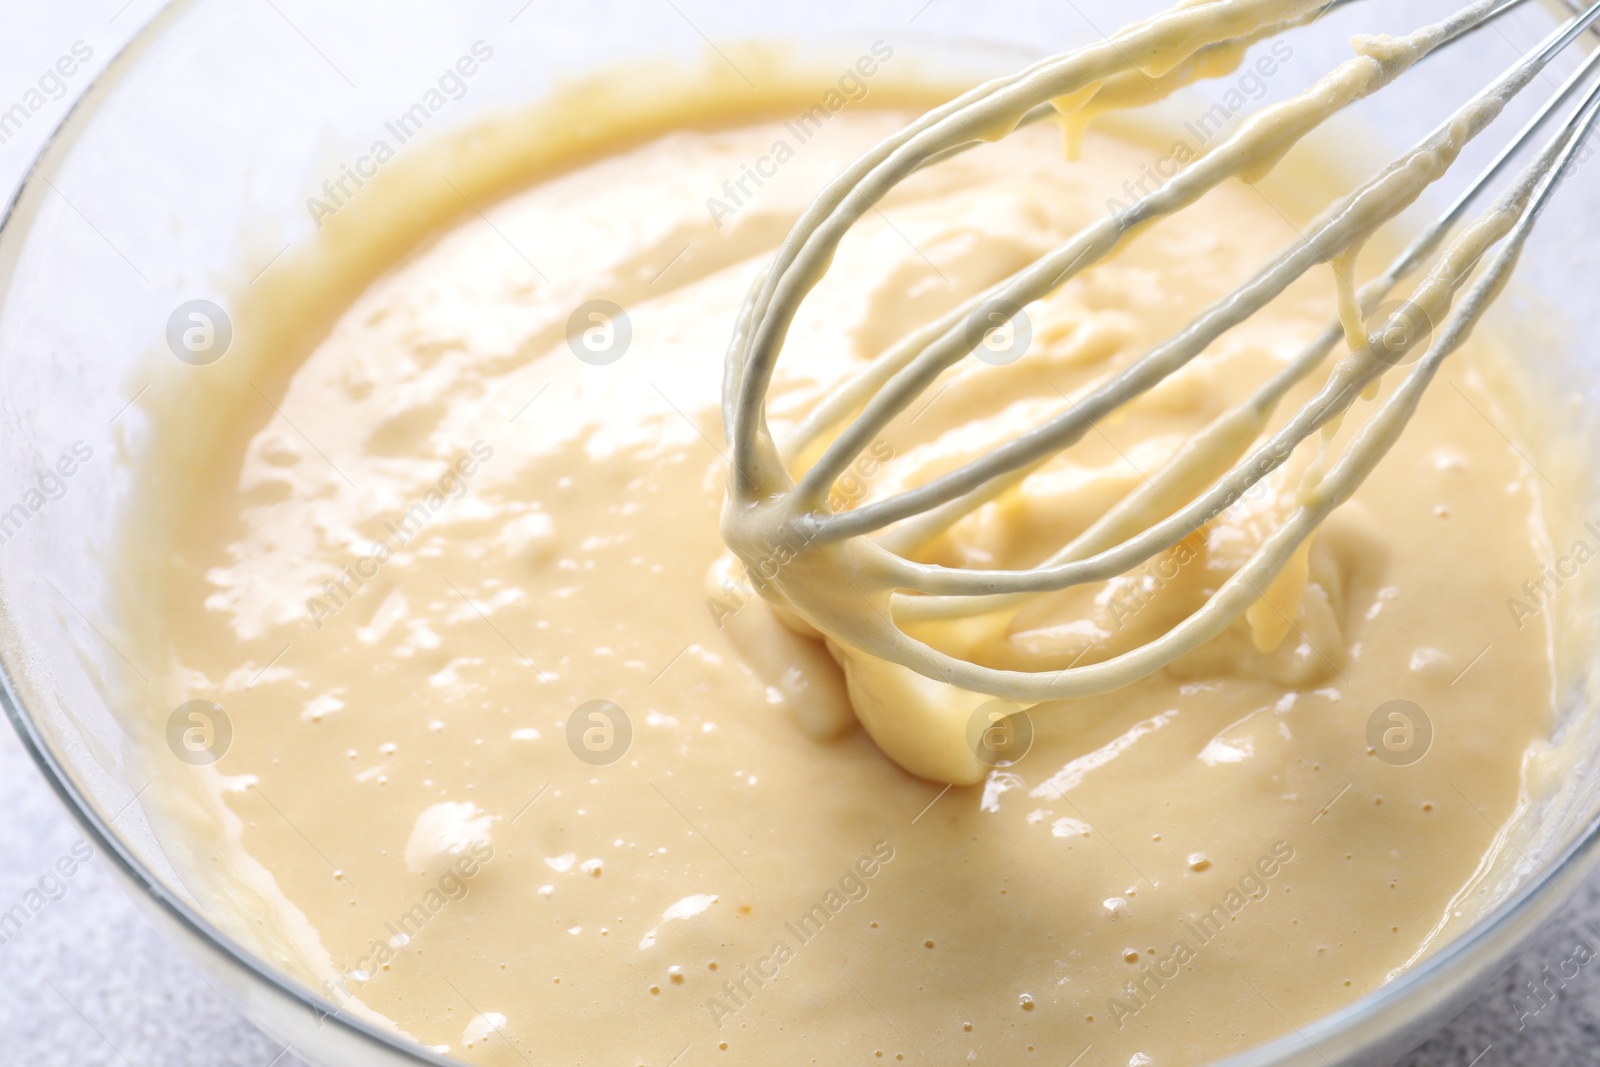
top-left (719, 0), bottom-right (1600, 714)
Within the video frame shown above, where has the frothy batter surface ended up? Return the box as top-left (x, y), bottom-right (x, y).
top-left (137, 106), bottom-right (1552, 1065)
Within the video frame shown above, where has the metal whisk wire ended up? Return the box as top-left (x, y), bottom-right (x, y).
top-left (720, 0), bottom-right (1600, 704)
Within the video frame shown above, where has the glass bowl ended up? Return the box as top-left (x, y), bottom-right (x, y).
top-left (2, 1), bottom-right (1598, 1064)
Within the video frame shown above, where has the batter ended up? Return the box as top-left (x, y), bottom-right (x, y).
top-left (119, 60), bottom-right (1556, 1067)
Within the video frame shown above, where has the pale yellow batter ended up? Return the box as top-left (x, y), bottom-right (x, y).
top-left (118, 71), bottom-right (1556, 1067)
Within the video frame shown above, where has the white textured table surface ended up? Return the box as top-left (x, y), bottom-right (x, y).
top-left (3, 4), bottom-right (1600, 1066)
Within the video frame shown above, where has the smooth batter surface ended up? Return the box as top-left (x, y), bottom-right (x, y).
top-left (125, 100), bottom-right (1554, 1065)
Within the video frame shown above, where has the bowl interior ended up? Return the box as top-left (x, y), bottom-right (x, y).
top-left (3, 1), bottom-right (1599, 1064)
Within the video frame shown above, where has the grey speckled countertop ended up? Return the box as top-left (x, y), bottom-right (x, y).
top-left (3, 3), bottom-right (1600, 1065)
